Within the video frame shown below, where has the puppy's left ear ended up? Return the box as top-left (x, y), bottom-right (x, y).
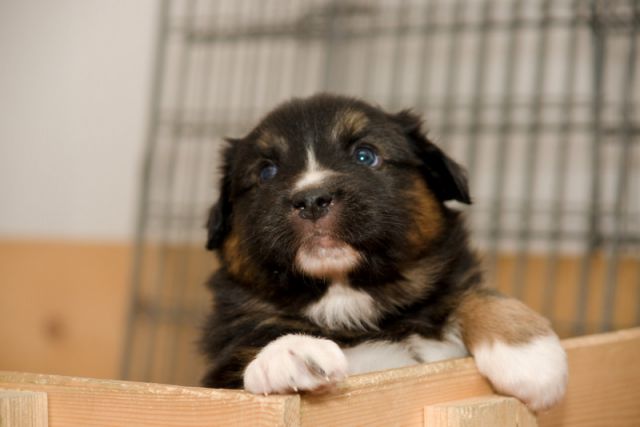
top-left (206, 141), bottom-right (236, 250)
top-left (205, 186), bottom-right (230, 250)
top-left (391, 110), bottom-right (471, 204)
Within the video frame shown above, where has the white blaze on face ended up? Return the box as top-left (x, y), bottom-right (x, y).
top-left (293, 146), bottom-right (360, 277)
top-left (293, 147), bottom-right (336, 191)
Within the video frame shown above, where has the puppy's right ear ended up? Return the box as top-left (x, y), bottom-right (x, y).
top-left (391, 110), bottom-right (471, 205)
top-left (205, 142), bottom-right (236, 251)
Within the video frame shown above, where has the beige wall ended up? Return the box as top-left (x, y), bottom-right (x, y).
top-left (0, 1), bottom-right (157, 377)
top-left (0, 0), bottom-right (157, 240)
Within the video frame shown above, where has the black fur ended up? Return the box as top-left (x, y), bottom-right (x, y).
top-left (200, 94), bottom-right (481, 388)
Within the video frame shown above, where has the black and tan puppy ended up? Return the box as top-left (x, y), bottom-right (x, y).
top-left (200, 94), bottom-right (567, 411)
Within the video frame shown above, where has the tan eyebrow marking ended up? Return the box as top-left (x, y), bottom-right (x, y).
top-left (256, 129), bottom-right (288, 153)
top-left (331, 109), bottom-right (369, 142)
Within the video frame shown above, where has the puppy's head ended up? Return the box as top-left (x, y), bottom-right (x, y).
top-left (207, 94), bottom-right (470, 283)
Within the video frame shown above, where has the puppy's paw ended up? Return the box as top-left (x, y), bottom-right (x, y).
top-left (243, 334), bottom-right (348, 395)
top-left (473, 334), bottom-right (568, 411)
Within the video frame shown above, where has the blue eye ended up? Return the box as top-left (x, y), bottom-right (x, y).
top-left (259, 164), bottom-right (278, 182)
top-left (353, 146), bottom-right (380, 167)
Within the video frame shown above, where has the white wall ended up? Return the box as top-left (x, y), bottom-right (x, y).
top-left (0, 0), bottom-right (158, 240)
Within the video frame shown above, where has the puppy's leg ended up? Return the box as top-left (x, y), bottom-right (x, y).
top-left (202, 316), bottom-right (347, 394)
top-left (455, 288), bottom-right (568, 411)
top-left (243, 334), bottom-right (347, 395)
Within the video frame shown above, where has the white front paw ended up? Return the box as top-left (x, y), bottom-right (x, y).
top-left (243, 334), bottom-right (348, 395)
top-left (473, 334), bottom-right (568, 411)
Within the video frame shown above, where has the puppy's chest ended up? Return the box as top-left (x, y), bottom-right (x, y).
top-left (303, 281), bottom-right (468, 374)
top-left (341, 332), bottom-right (468, 375)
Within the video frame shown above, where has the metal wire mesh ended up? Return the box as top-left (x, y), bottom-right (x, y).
top-left (122, 0), bottom-right (640, 385)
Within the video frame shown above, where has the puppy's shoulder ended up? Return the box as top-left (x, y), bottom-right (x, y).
top-left (205, 270), bottom-right (275, 319)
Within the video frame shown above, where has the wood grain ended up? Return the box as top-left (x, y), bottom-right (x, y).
top-left (1, 238), bottom-right (637, 387)
top-left (538, 328), bottom-right (640, 427)
top-left (424, 396), bottom-right (537, 427)
top-left (0, 240), bottom-right (130, 379)
top-left (299, 328), bottom-right (640, 427)
top-left (300, 358), bottom-right (495, 426)
top-left (1, 328), bottom-right (638, 426)
top-left (0, 389), bottom-right (48, 427)
top-left (0, 372), bottom-right (298, 427)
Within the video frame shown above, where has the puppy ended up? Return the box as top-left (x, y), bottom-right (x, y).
top-left (200, 94), bottom-right (567, 411)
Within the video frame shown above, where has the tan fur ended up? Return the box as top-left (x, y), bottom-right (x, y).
top-left (373, 262), bottom-right (444, 311)
top-left (331, 109), bottom-right (369, 141)
top-left (222, 231), bottom-right (257, 284)
top-left (405, 175), bottom-right (444, 249)
top-left (456, 289), bottom-right (552, 350)
top-left (256, 129), bottom-right (288, 152)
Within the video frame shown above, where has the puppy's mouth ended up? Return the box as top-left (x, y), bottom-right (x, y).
top-left (294, 229), bottom-right (362, 278)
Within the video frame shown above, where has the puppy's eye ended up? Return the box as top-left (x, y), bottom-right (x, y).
top-left (353, 146), bottom-right (380, 167)
top-left (259, 164), bottom-right (278, 182)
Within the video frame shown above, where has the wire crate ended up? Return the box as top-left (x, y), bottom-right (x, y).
top-left (122, 0), bottom-right (640, 386)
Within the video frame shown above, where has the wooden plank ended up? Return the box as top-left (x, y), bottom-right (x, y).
top-left (300, 328), bottom-right (640, 427)
top-left (539, 328), bottom-right (640, 427)
top-left (2, 240), bottom-right (637, 385)
top-left (424, 396), bottom-right (537, 427)
top-left (0, 240), bottom-right (130, 380)
top-left (0, 389), bottom-right (48, 427)
top-left (300, 357), bottom-right (494, 426)
top-left (491, 254), bottom-right (640, 338)
top-left (0, 372), bottom-right (299, 427)
top-left (1, 328), bottom-right (638, 426)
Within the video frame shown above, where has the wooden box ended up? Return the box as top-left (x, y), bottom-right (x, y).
top-left (1, 328), bottom-right (638, 426)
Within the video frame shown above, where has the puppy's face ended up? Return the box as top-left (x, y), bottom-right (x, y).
top-left (207, 95), bottom-right (470, 284)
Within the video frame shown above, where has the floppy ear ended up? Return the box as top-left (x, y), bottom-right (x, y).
top-left (205, 142), bottom-right (236, 250)
top-left (391, 110), bottom-right (471, 204)
top-left (205, 184), bottom-right (230, 250)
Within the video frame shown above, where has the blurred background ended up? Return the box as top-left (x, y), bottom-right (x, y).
top-left (1, 0), bottom-right (638, 387)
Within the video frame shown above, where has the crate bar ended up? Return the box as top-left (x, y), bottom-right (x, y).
top-left (574, 0), bottom-right (607, 335)
top-left (543, 0), bottom-right (582, 322)
top-left (512, 0), bottom-right (553, 298)
top-left (414, 0), bottom-right (438, 111)
top-left (637, 256), bottom-right (640, 325)
top-left (438, 0), bottom-right (465, 151)
top-left (143, 0), bottom-right (199, 382)
top-left (168, 0), bottom-right (231, 385)
top-left (360, 1), bottom-right (379, 98)
top-left (181, 14), bottom-right (580, 44)
top-left (287, 0), bottom-right (312, 97)
top-left (601, 6), bottom-right (638, 331)
top-left (388, 0), bottom-right (409, 109)
top-left (264, 0), bottom-right (288, 105)
top-left (321, 1), bottom-right (341, 93)
top-left (486, 0), bottom-right (524, 279)
top-left (121, 0), bottom-right (171, 381)
top-left (464, 0), bottom-right (493, 181)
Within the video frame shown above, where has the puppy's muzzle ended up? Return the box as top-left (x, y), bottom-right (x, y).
top-left (292, 188), bottom-right (333, 221)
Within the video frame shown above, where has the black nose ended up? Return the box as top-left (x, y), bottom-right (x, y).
top-left (292, 188), bottom-right (333, 221)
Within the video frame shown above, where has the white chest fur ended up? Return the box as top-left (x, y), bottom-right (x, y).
top-left (304, 281), bottom-right (468, 374)
top-left (304, 282), bottom-right (381, 330)
top-left (342, 330), bottom-right (468, 375)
